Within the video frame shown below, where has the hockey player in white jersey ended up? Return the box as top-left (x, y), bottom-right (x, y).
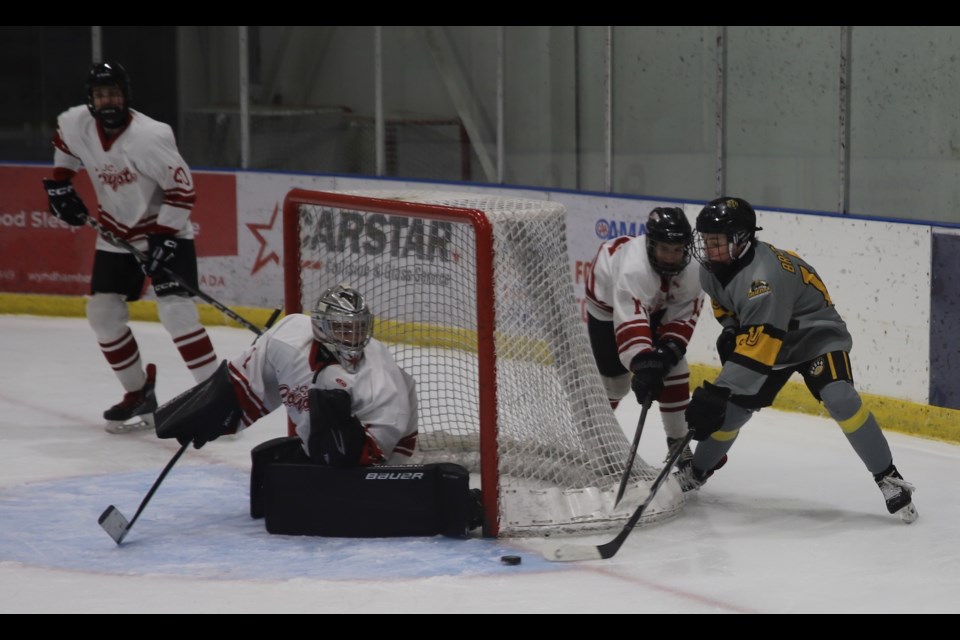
top-left (154, 285), bottom-right (486, 537)
top-left (683, 196), bottom-right (918, 523)
top-left (585, 207), bottom-right (706, 464)
top-left (156, 284), bottom-right (418, 465)
top-left (41, 61), bottom-right (218, 434)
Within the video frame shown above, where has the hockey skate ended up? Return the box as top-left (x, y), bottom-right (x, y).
top-left (104, 364), bottom-right (158, 434)
top-left (874, 464), bottom-right (918, 524)
top-left (665, 436), bottom-right (694, 467)
top-left (674, 453), bottom-right (727, 493)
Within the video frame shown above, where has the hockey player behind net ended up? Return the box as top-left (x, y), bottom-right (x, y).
top-left (154, 284), bottom-right (482, 537)
top-left (585, 207), bottom-right (708, 467)
top-left (683, 197), bottom-right (918, 523)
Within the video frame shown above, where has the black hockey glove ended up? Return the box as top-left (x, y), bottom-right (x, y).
top-left (686, 381), bottom-right (731, 441)
top-left (716, 326), bottom-right (738, 365)
top-left (307, 387), bottom-right (366, 467)
top-left (143, 234), bottom-right (179, 277)
top-left (42, 178), bottom-right (88, 227)
top-left (629, 341), bottom-right (682, 403)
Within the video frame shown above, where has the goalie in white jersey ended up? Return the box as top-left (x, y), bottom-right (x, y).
top-left (683, 197), bottom-right (917, 523)
top-left (154, 286), bottom-right (485, 537)
top-left (585, 207), bottom-right (706, 464)
top-left (42, 62), bottom-right (218, 434)
top-left (156, 284), bottom-right (418, 466)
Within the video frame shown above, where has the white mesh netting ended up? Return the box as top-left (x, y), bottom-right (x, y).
top-left (287, 190), bottom-right (684, 536)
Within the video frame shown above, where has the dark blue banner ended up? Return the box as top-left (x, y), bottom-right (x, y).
top-left (930, 231), bottom-right (960, 410)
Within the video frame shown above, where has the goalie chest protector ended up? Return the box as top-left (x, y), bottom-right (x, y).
top-left (262, 461), bottom-right (477, 538)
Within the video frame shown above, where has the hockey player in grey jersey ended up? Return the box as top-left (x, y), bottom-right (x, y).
top-left (681, 197), bottom-right (917, 523)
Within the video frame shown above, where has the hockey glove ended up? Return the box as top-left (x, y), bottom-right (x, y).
top-left (685, 381), bottom-right (731, 441)
top-left (143, 234), bottom-right (179, 277)
top-left (630, 351), bottom-right (666, 403)
top-left (307, 387), bottom-right (367, 467)
top-left (716, 326), bottom-right (738, 364)
top-left (42, 178), bottom-right (88, 227)
top-left (155, 360), bottom-right (242, 449)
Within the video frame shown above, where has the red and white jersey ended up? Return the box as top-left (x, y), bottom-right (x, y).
top-left (227, 314), bottom-right (418, 464)
top-left (585, 235), bottom-right (704, 369)
top-left (52, 105), bottom-right (196, 252)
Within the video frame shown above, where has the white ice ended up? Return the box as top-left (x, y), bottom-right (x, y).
top-left (1, 315), bottom-right (958, 614)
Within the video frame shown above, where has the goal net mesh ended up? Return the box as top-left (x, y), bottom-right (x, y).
top-left (284, 189), bottom-right (684, 536)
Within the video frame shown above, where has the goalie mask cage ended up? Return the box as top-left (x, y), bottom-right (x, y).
top-left (282, 188), bottom-right (685, 537)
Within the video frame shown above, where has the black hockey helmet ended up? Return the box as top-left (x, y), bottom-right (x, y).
top-left (85, 61), bottom-right (131, 129)
top-left (693, 197), bottom-right (762, 270)
top-left (645, 206), bottom-right (692, 276)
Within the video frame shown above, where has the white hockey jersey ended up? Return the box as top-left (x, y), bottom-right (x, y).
top-left (52, 105), bottom-right (196, 252)
top-left (586, 235), bottom-right (704, 369)
top-left (227, 314), bottom-right (418, 464)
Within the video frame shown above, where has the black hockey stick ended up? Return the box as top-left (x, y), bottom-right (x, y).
top-left (613, 393), bottom-right (653, 507)
top-left (98, 441), bottom-right (189, 544)
top-left (97, 305), bottom-right (283, 545)
top-left (545, 430), bottom-right (694, 562)
top-left (83, 216), bottom-right (264, 336)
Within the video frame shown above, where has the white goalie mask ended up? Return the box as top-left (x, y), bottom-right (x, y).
top-left (311, 285), bottom-right (374, 373)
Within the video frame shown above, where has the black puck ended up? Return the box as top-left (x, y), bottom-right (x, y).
top-left (500, 555), bottom-right (522, 566)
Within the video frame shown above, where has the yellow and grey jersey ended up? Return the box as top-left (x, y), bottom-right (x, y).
top-left (702, 241), bottom-right (853, 396)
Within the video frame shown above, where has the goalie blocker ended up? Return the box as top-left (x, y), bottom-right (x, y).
top-left (250, 436), bottom-right (484, 538)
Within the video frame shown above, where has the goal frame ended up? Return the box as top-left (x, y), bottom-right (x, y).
top-left (282, 188), bottom-right (502, 535)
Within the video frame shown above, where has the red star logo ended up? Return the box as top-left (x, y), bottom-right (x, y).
top-left (247, 203), bottom-right (280, 276)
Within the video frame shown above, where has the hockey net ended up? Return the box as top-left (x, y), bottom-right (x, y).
top-left (282, 189), bottom-right (685, 537)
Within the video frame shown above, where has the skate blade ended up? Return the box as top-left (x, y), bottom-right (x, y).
top-left (898, 503), bottom-right (919, 524)
top-left (105, 412), bottom-right (156, 435)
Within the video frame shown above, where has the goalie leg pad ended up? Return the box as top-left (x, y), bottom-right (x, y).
top-left (262, 462), bottom-right (481, 537)
top-left (250, 436), bottom-right (309, 518)
top-left (155, 360), bottom-right (242, 448)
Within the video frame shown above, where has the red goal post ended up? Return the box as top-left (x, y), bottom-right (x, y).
top-left (281, 188), bottom-right (685, 537)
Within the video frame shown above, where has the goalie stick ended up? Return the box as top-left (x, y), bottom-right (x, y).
top-left (545, 430), bottom-right (694, 562)
top-left (98, 305), bottom-right (283, 545)
top-left (613, 393), bottom-right (653, 508)
top-left (83, 216), bottom-right (264, 336)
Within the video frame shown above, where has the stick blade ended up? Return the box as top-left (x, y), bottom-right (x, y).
top-left (98, 505), bottom-right (130, 545)
top-left (544, 543), bottom-right (604, 562)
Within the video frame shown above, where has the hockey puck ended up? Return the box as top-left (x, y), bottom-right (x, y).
top-left (500, 555), bottom-right (522, 566)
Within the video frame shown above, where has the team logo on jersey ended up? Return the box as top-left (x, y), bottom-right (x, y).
top-left (809, 357), bottom-right (825, 377)
top-left (95, 164), bottom-right (137, 191)
top-left (747, 280), bottom-right (772, 299)
top-left (335, 378), bottom-right (348, 388)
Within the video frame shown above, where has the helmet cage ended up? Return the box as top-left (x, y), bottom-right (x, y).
top-left (692, 198), bottom-right (759, 271)
top-left (311, 286), bottom-right (373, 373)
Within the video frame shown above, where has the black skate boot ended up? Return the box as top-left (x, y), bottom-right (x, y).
top-left (874, 464), bottom-right (918, 524)
top-left (104, 364), bottom-right (157, 434)
top-left (665, 436), bottom-right (694, 467)
top-left (674, 453), bottom-right (727, 493)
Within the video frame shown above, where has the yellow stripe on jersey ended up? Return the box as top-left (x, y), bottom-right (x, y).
top-left (734, 325), bottom-right (783, 367)
top-left (711, 299), bottom-right (737, 321)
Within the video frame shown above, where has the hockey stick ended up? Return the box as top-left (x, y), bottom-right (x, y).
top-left (97, 306), bottom-right (284, 545)
top-left (98, 440), bottom-right (189, 544)
top-left (83, 216), bottom-right (264, 336)
top-left (613, 393), bottom-right (653, 508)
top-left (545, 430), bottom-right (694, 562)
